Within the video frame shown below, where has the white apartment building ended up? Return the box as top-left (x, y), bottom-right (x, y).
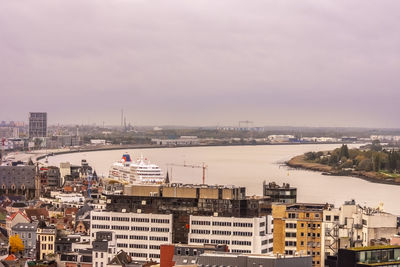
top-left (90, 210), bottom-right (173, 262)
top-left (323, 200), bottom-right (398, 257)
top-left (92, 232), bottom-right (117, 267)
top-left (188, 215), bottom-right (273, 254)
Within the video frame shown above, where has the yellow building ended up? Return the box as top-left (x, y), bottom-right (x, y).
top-left (272, 203), bottom-right (332, 267)
top-left (36, 224), bottom-right (56, 260)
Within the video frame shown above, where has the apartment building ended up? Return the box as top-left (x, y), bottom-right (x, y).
top-left (273, 203), bottom-right (331, 267)
top-left (92, 231), bottom-right (117, 267)
top-left (323, 200), bottom-right (398, 257)
top-left (28, 112), bottom-right (47, 138)
top-left (328, 245), bottom-right (400, 267)
top-left (90, 210), bottom-right (173, 262)
top-left (105, 183), bottom-right (271, 244)
top-left (189, 214), bottom-right (273, 254)
top-left (11, 222), bottom-right (38, 258)
top-left (263, 181), bottom-right (297, 204)
top-left (36, 223), bottom-right (56, 260)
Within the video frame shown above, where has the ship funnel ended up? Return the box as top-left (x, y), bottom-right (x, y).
top-left (122, 154), bottom-right (132, 162)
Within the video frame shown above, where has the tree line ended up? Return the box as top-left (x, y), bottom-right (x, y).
top-left (304, 142), bottom-right (400, 173)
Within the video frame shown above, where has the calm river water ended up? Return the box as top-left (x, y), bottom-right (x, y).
top-left (42, 144), bottom-right (400, 215)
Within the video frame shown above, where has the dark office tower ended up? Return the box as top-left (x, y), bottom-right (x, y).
top-left (29, 112), bottom-right (47, 138)
top-left (263, 181), bottom-right (297, 204)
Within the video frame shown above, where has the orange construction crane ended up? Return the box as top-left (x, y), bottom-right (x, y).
top-left (167, 162), bottom-right (208, 184)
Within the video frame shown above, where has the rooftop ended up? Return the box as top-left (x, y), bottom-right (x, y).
top-left (346, 245), bottom-right (400, 251)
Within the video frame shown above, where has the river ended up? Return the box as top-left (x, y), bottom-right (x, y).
top-left (41, 144), bottom-right (400, 215)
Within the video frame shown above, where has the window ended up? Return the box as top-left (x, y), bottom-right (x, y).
top-left (233, 222), bottom-right (253, 227)
top-left (151, 227), bottom-right (169, 232)
top-left (149, 236), bottom-right (168, 241)
top-left (213, 230), bottom-right (232, 236)
top-left (211, 239), bottom-right (230, 245)
top-left (190, 238), bottom-right (209, 244)
top-left (130, 244), bottom-right (148, 249)
top-left (112, 216), bottom-right (130, 222)
top-left (285, 232), bottom-right (296, 238)
top-left (131, 226), bottom-right (149, 231)
top-left (130, 235), bottom-right (148, 240)
top-left (192, 220), bottom-right (210, 225)
top-left (233, 231), bottom-right (251, 236)
top-left (325, 215), bottom-right (331, 221)
top-left (192, 229), bottom-right (210, 234)
top-left (285, 241), bottom-right (296, 247)
top-left (151, 218), bottom-right (170, 224)
top-left (132, 217), bottom-right (149, 223)
top-left (232, 240), bottom-right (251, 246)
top-left (285, 223), bottom-right (297, 229)
top-left (212, 221), bottom-right (232, 226)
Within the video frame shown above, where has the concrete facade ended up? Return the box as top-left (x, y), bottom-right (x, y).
top-left (323, 200), bottom-right (398, 258)
top-left (28, 112), bottom-right (47, 138)
top-left (90, 210), bottom-right (173, 262)
top-left (188, 214), bottom-right (273, 254)
top-left (273, 203), bottom-right (329, 267)
top-left (11, 222), bottom-right (38, 258)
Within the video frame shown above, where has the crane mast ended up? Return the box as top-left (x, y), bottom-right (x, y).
top-left (167, 162), bottom-right (208, 184)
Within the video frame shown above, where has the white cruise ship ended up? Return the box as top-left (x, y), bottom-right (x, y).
top-left (108, 153), bottom-right (164, 184)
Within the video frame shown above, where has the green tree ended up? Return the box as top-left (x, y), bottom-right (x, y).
top-left (357, 159), bottom-right (373, 171)
top-left (339, 144), bottom-right (350, 159)
top-left (373, 153), bottom-right (381, 172)
top-left (371, 140), bottom-right (382, 151)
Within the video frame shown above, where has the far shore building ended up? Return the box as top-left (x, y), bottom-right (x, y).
top-left (28, 112), bottom-right (47, 138)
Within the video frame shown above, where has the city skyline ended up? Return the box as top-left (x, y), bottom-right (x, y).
top-left (1, 1), bottom-right (400, 128)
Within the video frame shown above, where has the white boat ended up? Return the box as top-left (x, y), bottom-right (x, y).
top-left (108, 153), bottom-right (164, 184)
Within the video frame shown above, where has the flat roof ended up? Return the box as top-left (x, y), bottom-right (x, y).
top-left (346, 245), bottom-right (400, 251)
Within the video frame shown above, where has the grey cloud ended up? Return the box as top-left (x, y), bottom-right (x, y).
top-left (1, 0), bottom-right (399, 127)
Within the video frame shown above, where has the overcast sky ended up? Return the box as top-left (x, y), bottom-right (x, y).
top-left (1, 0), bottom-right (399, 127)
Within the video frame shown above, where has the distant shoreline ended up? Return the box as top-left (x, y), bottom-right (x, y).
top-left (286, 154), bottom-right (400, 186)
top-left (33, 141), bottom-right (358, 161)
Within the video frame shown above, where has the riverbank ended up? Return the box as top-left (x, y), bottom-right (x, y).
top-left (7, 141), bottom-right (357, 163)
top-left (287, 154), bottom-right (400, 186)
